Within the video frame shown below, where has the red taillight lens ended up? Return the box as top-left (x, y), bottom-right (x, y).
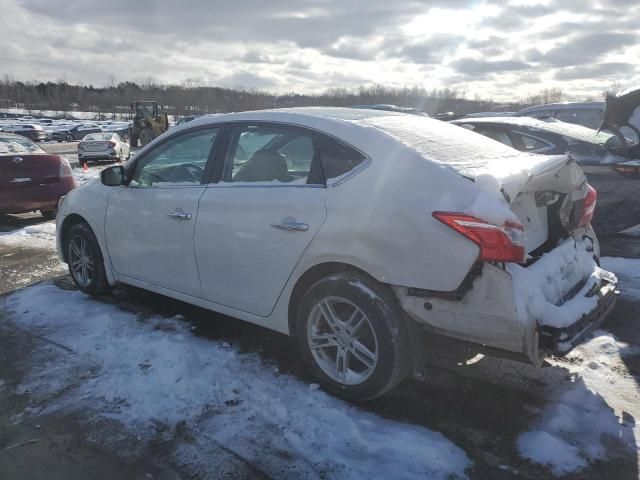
top-left (108, 141), bottom-right (117, 147)
top-left (59, 158), bottom-right (73, 178)
top-left (433, 212), bottom-right (526, 263)
top-left (578, 184), bottom-right (597, 227)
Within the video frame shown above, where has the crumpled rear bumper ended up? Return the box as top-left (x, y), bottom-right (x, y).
top-left (538, 273), bottom-right (618, 354)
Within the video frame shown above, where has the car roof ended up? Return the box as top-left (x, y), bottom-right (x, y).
top-left (171, 107), bottom-right (545, 181)
top-left (517, 101), bottom-right (604, 115)
top-left (452, 116), bottom-right (615, 146)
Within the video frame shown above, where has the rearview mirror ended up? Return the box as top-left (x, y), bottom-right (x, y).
top-left (101, 165), bottom-right (125, 186)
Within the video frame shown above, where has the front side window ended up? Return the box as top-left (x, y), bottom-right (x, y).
top-left (131, 127), bottom-right (219, 187)
top-left (223, 124), bottom-right (318, 184)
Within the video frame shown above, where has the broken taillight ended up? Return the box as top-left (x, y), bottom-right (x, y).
top-left (432, 212), bottom-right (525, 263)
top-left (577, 184), bottom-right (597, 227)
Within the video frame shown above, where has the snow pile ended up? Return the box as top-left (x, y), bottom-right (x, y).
top-left (518, 331), bottom-right (639, 475)
top-left (507, 238), bottom-right (615, 329)
top-left (72, 166), bottom-right (101, 185)
top-left (465, 174), bottom-right (519, 226)
top-left (5, 283), bottom-right (471, 479)
top-left (517, 257), bottom-right (640, 474)
top-left (0, 222), bottom-right (56, 250)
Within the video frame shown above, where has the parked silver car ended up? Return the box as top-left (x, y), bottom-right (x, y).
top-left (78, 132), bottom-right (130, 164)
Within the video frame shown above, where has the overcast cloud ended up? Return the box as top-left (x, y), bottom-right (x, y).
top-left (1, 0), bottom-right (639, 100)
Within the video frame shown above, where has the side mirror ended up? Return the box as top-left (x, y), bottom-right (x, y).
top-left (101, 165), bottom-right (125, 186)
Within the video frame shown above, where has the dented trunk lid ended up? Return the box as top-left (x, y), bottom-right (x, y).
top-left (498, 155), bottom-right (590, 253)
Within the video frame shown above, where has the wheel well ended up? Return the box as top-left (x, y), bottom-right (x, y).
top-left (59, 214), bottom-right (88, 262)
top-left (287, 262), bottom-right (374, 335)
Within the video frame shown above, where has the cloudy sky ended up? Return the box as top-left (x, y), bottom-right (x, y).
top-left (1, 0), bottom-right (639, 100)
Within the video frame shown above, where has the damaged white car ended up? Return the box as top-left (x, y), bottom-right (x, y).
top-left (55, 108), bottom-right (618, 400)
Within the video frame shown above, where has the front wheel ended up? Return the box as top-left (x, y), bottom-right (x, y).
top-left (65, 223), bottom-right (110, 295)
top-left (295, 271), bottom-right (412, 401)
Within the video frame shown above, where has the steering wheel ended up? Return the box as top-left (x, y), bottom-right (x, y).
top-left (171, 163), bottom-right (205, 182)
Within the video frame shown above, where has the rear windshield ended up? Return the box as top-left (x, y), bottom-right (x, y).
top-left (361, 114), bottom-right (540, 178)
top-left (84, 133), bottom-right (113, 141)
top-left (0, 136), bottom-right (45, 154)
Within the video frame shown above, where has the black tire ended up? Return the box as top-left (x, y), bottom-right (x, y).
top-left (139, 128), bottom-right (153, 146)
top-left (295, 271), bottom-right (412, 401)
top-left (40, 209), bottom-right (57, 220)
top-left (65, 222), bottom-right (110, 295)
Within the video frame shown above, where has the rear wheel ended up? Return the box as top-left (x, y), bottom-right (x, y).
top-left (139, 128), bottom-right (153, 146)
top-left (295, 271), bottom-right (412, 401)
top-left (65, 223), bottom-right (110, 295)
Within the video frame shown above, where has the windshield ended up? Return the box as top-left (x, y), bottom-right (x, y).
top-left (0, 136), bottom-right (45, 154)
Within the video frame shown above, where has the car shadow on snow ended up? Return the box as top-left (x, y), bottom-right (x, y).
top-left (0, 213), bottom-right (50, 233)
top-left (48, 275), bottom-right (640, 479)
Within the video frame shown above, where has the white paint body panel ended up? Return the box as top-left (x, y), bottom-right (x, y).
top-left (105, 185), bottom-right (205, 296)
top-left (195, 184), bottom-right (327, 316)
top-left (55, 108), bottom-right (605, 362)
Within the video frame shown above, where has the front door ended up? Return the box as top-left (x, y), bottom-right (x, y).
top-left (195, 123), bottom-right (327, 316)
top-left (105, 126), bottom-right (221, 296)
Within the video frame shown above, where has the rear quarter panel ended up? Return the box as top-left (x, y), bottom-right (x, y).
top-left (294, 142), bottom-right (481, 292)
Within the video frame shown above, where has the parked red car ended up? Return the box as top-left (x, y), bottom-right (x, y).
top-left (0, 133), bottom-right (76, 219)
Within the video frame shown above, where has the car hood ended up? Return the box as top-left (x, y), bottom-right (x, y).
top-left (600, 85), bottom-right (640, 132)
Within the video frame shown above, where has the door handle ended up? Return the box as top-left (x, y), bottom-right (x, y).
top-left (271, 219), bottom-right (309, 232)
top-left (167, 209), bottom-right (192, 220)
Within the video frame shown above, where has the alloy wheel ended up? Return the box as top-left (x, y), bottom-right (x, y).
top-left (68, 234), bottom-right (94, 288)
top-left (307, 296), bottom-right (379, 385)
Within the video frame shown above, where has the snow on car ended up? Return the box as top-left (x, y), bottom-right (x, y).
top-left (54, 107), bottom-right (616, 400)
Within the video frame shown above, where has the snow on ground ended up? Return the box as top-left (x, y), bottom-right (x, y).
top-left (517, 257), bottom-right (640, 475)
top-left (4, 283), bottom-right (471, 480)
top-left (0, 221), bottom-right (56, 250)
top-left (72, 165), bottom-right (102, 185)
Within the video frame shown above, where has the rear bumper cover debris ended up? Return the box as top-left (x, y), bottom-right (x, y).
top-left (538, 275), bottom-right (617, 354)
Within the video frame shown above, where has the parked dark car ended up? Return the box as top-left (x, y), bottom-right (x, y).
top-left (1, 124), bottom-right (47, 142)
top-left (352, 104), bottom-right (429, 116)
top-left (452, 104), bottom-right (640, 235)
top-left (0, 133), bottom-right (76, 219)
top-left (52, 123), bottom-right (102, 142)
top-left (516, 102), bottom-right (605, 130)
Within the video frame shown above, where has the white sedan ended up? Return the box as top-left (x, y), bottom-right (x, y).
top-left (55, 108), bottom-right (617, 400)
top-left (78, 132), bottom-right (130, 164)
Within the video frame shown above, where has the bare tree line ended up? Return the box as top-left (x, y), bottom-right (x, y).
top-left (0, 76), bottom-right (571, 119)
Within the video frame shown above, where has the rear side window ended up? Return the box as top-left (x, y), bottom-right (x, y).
top-left (223, 124), bottom-right (320, 184)
top-left (555, 109), bottom-right (602, 129)
top-left (475, 128), bottom-right (513, 148)
top-left (315, 134), bottom-right (366, 181)
top-left (511, 132), bottom-right (552, 152)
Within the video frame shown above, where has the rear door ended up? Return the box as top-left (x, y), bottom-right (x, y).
top-left (195, 123), bottom-right (327, 316)
top-left (105, 126), bottom-right (221, 296)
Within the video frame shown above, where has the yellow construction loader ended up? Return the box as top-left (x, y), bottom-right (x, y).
top-left (129, 101), bottom-right (169, 147)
